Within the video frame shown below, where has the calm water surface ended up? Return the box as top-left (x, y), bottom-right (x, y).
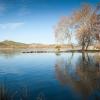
top-left (0, 51), bottom-right (100, 100)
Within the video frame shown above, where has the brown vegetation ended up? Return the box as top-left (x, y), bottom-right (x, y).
top-left (54, 3), bottom-right (100, 51)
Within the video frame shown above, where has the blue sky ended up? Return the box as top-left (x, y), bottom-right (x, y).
top-left (0, 0), bottom-right (99, 44)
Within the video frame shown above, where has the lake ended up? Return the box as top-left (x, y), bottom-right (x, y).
top-left (0, 51), bottom-right (100, 100)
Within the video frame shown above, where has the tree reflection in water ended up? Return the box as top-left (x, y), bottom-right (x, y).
top-left (55, 53), bottom-right (100, 100)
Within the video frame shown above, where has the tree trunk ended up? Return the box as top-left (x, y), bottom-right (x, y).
top-left (82, 43), bottom-right (85, 52)
top-left (82, 45), bottom-right (85, 52)
top-left (82, 38), bottom-right (85, 52)
top-left (85, 43), bottom-right (89, 51)
top-left (85, 40), bottom-right (90, 51)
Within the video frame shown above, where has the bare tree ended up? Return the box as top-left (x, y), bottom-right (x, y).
top-left (54, 3), bottom-right (100, 51)
top-left (74, 3), bottom-right (100, 51)
top-left (54, 16), bottom-right (73, 44)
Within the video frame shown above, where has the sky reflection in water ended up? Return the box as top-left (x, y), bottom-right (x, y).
top-left (0, 51), bottom-right (100, 100)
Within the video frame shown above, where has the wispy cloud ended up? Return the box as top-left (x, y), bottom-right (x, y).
top-left (0, 22), bottom-right (24, 30)
top-left (18, 0), bottom-right (31, 16)
top-left (0, 3), bottom-right (6, 15)
top-left (19, 7), bottom-right (31, 16)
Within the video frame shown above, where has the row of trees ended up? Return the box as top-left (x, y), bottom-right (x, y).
top-left (54, 3), bottom-right (100, 51)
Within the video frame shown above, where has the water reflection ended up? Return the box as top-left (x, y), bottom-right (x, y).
top-left (0, 49), bottom-right (22, 58)
top-left (0, 52), bottom-right (100, 100)
top-left (0, 83), bottom-right (30, 100)
top-left (55, 53), bottom-right (100, 100)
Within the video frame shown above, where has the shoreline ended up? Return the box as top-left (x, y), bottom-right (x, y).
top-left (0, 48), bottom-right (100, 53)
top-left (22, 50), bottom-right (100, 53)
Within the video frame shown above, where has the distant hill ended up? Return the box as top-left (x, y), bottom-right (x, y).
top-left (0, 40), bottom-right (29, 48)
top-left (0, 40), bottom-right (74, 49)
top-left (0, 40), bottom-right (100, 51)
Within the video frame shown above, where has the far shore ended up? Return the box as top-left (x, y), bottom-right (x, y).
top-left (0, 40), bottom-right (100, 53)
top-left (0, 48), bottom-right (100, 53)
top-left (22, 49), bottom-right (100, 53)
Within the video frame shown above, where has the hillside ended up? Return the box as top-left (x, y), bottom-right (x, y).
top-left (0, 40), bottom-right (29, 48)
top-left (0, 40), bottom-right (74, 49)
top-left (0, 40), bottom-right (99, 51)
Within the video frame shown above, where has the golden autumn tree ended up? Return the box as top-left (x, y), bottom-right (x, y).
top-left (54, 16), bottom-right (73, 44)
top-left (54, 3), bottom-right (100, 51)
top-left (75, 3), bottom-right (100, 51)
